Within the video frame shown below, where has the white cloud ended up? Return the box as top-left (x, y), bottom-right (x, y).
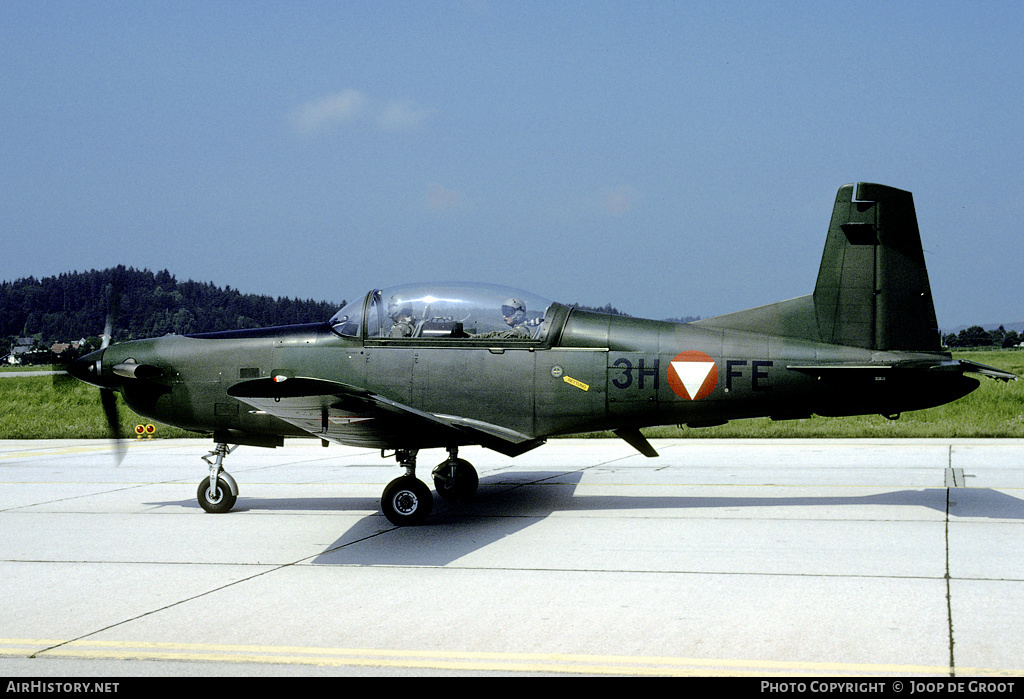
top-left (291, 90), bottom-right (434, 135)
top-left (379, 100), bottom-right (435, 131)
top-left (291, 89), bottom-right (369, 134)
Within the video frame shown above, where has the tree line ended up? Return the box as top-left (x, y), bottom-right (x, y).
top-left (2, 267), bottom-right (340, 361)
top-left (943, 325), bottom-right (1021, 349)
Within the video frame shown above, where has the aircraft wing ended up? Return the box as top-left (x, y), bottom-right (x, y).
top-left (227, 377), bottom-right (545, 456)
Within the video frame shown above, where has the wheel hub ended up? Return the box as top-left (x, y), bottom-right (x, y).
top-left (393, 489), bottom-right (419, 515)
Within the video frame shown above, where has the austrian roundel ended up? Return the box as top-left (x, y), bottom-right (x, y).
top-left (667, 350), bottom-right (719, 400)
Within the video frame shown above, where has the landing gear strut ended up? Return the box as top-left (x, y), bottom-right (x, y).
top-left (432, 446), bottom-right (479, 504)
top-left (381, 449), bottom-right (432, 526)
top-left (380, 447), bottom-right (479, 526)
top-left (197, 443), bottom-right (239, 513)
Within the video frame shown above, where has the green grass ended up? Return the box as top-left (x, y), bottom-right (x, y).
top-left (0, 369), bottom-right (202, 440)
top-left (2, 351), bottom-right (1022, 440)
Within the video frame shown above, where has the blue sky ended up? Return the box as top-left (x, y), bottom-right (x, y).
top-left (3, 1), bottom-right (1022, 328)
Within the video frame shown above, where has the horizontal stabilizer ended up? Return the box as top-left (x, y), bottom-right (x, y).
top-left (786, 363), bottom-right (895, 377)
top-left (956, 359), bottom-right (1018, 382)
top-left (787, 358), bottom-right (1017, 382)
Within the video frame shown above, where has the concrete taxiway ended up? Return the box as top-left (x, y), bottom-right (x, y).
top-left (1, 437), bottom-right (1023, 677)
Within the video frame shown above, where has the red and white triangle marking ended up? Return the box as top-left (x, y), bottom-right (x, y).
top-left (670, 360), bottom-right (716, 397)
top-left (667, 350), bottom-right (719, 400)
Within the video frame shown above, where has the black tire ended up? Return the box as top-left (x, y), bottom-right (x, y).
top-left (381, 476), bottom-right (432, 526)
top-left (432, 458), bottom-right (479, 504)
top-left (197, 477), bottom-right (237, 514)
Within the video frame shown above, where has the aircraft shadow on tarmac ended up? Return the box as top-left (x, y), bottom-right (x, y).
top-left (149, 470), bottom-right (1024, 567)
top-left (308, 471), bottom-right (1024, 567)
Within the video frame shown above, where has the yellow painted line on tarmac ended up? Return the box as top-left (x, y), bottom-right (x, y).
top-left (0, 445), bottom-right (116, 459)
top-left (0, 440), bottom-right (178, 461)
top-left (2, 639), bottom-right (1021, 676)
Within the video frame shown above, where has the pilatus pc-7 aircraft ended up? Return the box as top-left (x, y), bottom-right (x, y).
top-left (69, 183), bottom-right (1016, 525)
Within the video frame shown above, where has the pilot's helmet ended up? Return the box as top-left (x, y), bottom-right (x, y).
top-left (501, 298), bottom-right (526, 320)
top-left (388, 296), bottom-right (412, 319)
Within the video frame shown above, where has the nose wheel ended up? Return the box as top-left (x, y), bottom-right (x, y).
top-left (197, 443), bottom-right (239, 513)
top-left (197, 476), bottom-right (237, 514)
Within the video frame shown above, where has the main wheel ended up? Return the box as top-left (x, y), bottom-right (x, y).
top-left (381, 476), bottom-right (432, 526)
top-left (432, 458), bottom-right (479, 504)
top-left (197, 477), bottom-right (237, 514)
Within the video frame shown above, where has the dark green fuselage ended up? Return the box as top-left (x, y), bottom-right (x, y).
top-left (106, 304), bottom-right (976, 451)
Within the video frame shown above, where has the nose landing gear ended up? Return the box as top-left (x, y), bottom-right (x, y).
top-left (197, 443), bottom-right (239, 513)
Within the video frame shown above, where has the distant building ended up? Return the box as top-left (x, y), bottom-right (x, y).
top-left (6, 337), bottom-right (35, 364)
top-left (50, 341), bottom-right (81, 356)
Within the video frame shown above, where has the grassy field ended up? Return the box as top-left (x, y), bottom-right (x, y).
top-left (1, 350), bottom-right (1022, 440)
top-left (0, 371), bottom-right (201, 440)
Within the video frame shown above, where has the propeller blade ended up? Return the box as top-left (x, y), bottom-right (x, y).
top-left (101, 278), bottom-right (122, 350)
top-left (58, 270), bottom-right (127, 464)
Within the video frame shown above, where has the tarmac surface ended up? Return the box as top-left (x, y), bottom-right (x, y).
top-left (1, 437), bottom-right (1023, 677)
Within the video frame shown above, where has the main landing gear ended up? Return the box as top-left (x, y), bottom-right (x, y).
top-left (381, 447), bottom-right (478, 526)
top-left (191, 442), bottom-right (478, 525)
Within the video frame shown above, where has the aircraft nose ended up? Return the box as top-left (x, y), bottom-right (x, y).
top-left (68, 349), bottom-right (109, 388)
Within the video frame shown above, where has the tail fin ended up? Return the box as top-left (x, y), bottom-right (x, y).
top-left (814, 183), bottom-right (940, 351)
top-left (695, 183), bottom-right (942, 351)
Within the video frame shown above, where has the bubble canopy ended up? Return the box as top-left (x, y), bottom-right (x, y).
top-left (329, 282), bottom-right (554, 340)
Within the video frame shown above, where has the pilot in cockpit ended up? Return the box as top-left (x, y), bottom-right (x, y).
top-left (474, 297), bottom-right (533, 339)
top-left (388, 300), bottom-right (416, 338)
